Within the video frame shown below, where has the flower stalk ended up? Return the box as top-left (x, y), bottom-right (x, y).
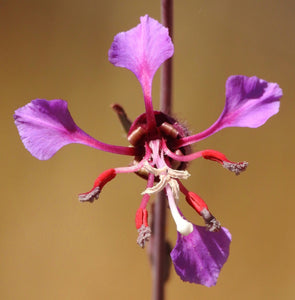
top-left (152, 1), bottom-right (174, 300)
top-left (160, 0), bottom-right (173, 115)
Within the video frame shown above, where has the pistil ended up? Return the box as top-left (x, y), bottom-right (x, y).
top-left (166, 185), bottom-right (193, 236)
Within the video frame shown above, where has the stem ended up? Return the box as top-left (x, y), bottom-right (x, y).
top-left (152, 190), bottom-right (168, 300)
top-left (160, 0), bottom-right (173, 115)
top-left (152, 1), bottom-right (173, 300)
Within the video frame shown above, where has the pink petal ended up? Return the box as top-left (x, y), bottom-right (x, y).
top-left (14, 99), bottom-right (134, 160)
top-left (108, 15), bottom-right (174, 127)
top-left (108, 15), bottom-right (174, 88)
top-left (222, 75), bottom-right (281, 127)
top-left (178, 75), bottom-right (282, 147)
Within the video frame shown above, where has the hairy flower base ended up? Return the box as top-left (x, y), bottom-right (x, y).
top-left (13, 15), bottom-right (282, 286)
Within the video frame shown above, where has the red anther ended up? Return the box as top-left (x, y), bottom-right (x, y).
top-left (135, 208), bottom-right (149, 229)
top-left (143, 208), bottom-right (148, 227)
top-left (202, 149), bottom-right (248, 175)
top-left (93, 168), bottom-right (116, 190)
top-left (185, 191), bottom-right (209, 215)
top-left (201, 150), bottom-right (228, 164)
top-left (135, 208), bottom-right (143, 229)
top-left (78, 168), bottom-right (116, 202)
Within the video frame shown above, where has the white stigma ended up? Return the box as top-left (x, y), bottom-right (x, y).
top-left (142, 174), bottom-right (170, 195)
top-left (166, 184), bottom-right (193, 236)
top-left (141, 162), bottom-right (190, 196)
top-left (175, 217), bottom-right (194, 236)
top-left (141, 139), bottom-right (193, 235)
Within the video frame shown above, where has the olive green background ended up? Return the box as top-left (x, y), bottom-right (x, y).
top-left (1, 1), bottom-right (294, 299)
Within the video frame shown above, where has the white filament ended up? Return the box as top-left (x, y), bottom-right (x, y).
top-left (166, 185), bottom-right (193, 236)
top-left (142, 174), bottom-right (170, 195)
top-left (141, 139), bottom-right (193, 236)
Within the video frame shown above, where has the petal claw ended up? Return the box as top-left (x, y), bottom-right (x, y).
top-left (14, 99), bottom-right (135, 160)
top-left (177, 75), bottom-right (282, 148)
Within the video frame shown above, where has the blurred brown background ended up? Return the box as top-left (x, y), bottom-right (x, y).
top-left (1, 0), bottom-right (294, 299)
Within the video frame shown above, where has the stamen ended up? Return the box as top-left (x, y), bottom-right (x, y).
top-left (201, 208), bottom-right (221, 232)
top-left (163, 141), bottom-right (203, 162)
top-left (164, 144), bottom-right (248, 175)
top-left (202, 150), bottom-right (248, 175)
top-left (135, 208), bottom-right (151, 248)
top-left (78, 168), bottom-right (116, 203)
top-left (184, 191), bottom-right (209, 215)
top-left (78, 186), bottom-right (100, 203)
top-left (223, 161), bottom-right (248, 175)
top-left (115, 159), bottom-right (148, 174)
top-left (115, 145), bottom-right (151, 174)
top-left (141, 140), bottom-right (190, 197)
top-left (170, 149), bottom-right (184, 170)
top-left (202, 149), bottom-right (227, 163)
top-left (179, 182), bottom-right (221, 232)
top-left (135, 207), bottom-right (149, 229)
top-left (137, 225), bottom-right (151, 248)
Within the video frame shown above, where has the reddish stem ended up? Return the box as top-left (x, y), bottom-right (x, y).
top-left (152, 1), bottom-right (173, 300)
top-left (160, 0), bottom-right (173, 116)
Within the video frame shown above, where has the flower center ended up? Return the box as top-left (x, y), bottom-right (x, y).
top-left (139, 139), bottom-right (194, 236)
top-left (127, 111), bottom-right (191, 179)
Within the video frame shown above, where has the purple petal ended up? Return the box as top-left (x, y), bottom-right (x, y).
top-left (170, 225), bottom-right (231, 287)
top-left (221, 75), bottom-right (282, 127)
top-left (108, 15), bottom-right (174, 88)
top-left (14, 99), bottom-right (135, 160)
top-left (108, 15), bottom-right (173, 128)
top-left (177, 75), bottom-right (282, 147)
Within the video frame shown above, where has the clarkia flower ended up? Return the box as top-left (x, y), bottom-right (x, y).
top-left (14, 15), bottom-right (282, 287)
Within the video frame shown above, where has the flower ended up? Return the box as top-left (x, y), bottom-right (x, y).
top-left (13, 15), bottom-right (282, 287)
